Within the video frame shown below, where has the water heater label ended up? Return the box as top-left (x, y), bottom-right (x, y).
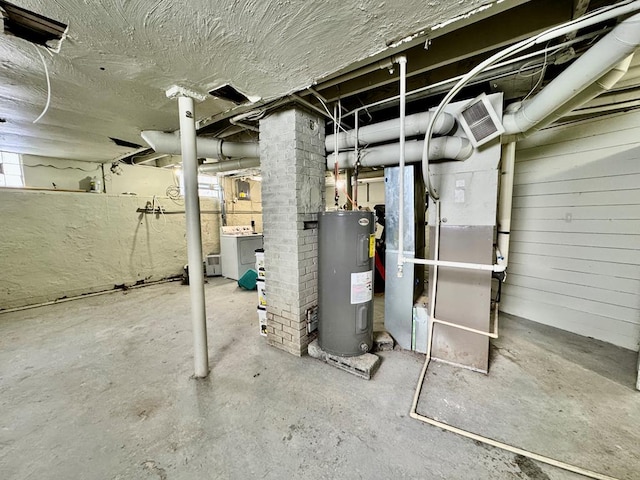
top-left (369, 234), bottom-right (375, 258)
top-left (351, 270), bottom-right (373, 304)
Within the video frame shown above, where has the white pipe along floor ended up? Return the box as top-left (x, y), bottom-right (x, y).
top-left (1, 279), bottom-right (638, 479)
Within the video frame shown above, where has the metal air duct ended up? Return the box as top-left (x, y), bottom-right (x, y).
top-left (141, 130), bottom-right (259, 160)
top-left (325, 111), bottom-right (455, 153)
top-left (503, 12), bottom-right (640, 135)
top-left (327, 136), bottom-right (472, 170)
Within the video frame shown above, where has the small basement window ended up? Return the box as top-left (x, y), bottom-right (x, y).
top-left (0, 151), bottom-right (24, 187)
top-left (175, 170), bottom-right (220, 198)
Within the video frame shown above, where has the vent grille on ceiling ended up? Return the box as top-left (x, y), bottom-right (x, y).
top-left (457, 94), bottom-right (504, 147)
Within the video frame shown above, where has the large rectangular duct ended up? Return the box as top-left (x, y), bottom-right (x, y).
top-left (384, 164), bottom-right (425, 350)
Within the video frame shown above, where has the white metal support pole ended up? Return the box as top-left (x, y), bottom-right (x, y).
top-left (397, 55), bottom-right (407, 277)
top-left (178, 95), bottom-right (209, 378)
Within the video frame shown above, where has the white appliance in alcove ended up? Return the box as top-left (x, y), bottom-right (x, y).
top-left (220, 226), bottom-right (263, 280)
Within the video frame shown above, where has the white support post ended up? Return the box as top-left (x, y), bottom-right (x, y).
top-left (397, 55), bottom-right (407, 277)
top-left (178, 95), bottom-right (209, 379)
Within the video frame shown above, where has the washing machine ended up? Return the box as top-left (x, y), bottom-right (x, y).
top-left (220, 226), bottom-right (264, 280)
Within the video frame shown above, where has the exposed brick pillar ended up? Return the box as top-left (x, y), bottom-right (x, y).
top-left (259, 107), bottom-right (325, 356)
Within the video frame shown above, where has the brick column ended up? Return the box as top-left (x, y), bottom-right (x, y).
top-left (260, 107), bottom-right (325, 356)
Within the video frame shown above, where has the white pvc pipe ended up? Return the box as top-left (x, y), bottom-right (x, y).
top-left (397, 55), bottom-right (407, 278)
top-left (426, 199), bottom-right (441, 360)
top-left (199, 158), bottom-right (260, 173)
top-left (327, 137), bottom-right (472, 170)
top-left (503, 12), bottom-right (640, 135)
top-left (178, 96), bottom-right (209, 379)
top-left (497, 142), bottom-right (516, 267)
top-left (432, 308), bottom-right (499, 340)
top-left (403, 256), bottom-right (506, 273)
top-left (141, 130), bottom-right (259, 160)
top-left (325, 110), bottom-right (455, 152)
top-left (410, 308), bottom-right (619, 480)
top-left (408, 198), bottom-right (618, 480)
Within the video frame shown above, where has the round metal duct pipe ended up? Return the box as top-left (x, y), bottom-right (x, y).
top-left (503, 12), bottom-right (640, 135)
top-left (325, 111), bottom-right (455, 153)
top-left (327, 136), bottom-right (472, 170)
top-left (141, 130), bottom-right (259, 160)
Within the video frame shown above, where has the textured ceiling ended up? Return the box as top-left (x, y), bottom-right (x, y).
top-left (0, 0), bottom-right (519, 162)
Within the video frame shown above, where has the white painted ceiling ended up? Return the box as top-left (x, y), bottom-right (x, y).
top-left (0, 0), bottom-right (510, 162)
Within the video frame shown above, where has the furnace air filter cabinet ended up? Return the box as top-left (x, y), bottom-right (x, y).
top-left (318, 211), bottom-right (375, 356)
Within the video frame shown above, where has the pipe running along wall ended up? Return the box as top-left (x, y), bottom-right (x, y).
top-left (327, 137), bottom-right (472, 170)
top-left (141, 130), bottom-right (259, 160)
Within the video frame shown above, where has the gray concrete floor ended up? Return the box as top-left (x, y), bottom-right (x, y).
top-left (0, 279), bottom-right (637, 480)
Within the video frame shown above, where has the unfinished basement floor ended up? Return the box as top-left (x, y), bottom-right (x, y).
top-left (1, 278), bottom-right (638, 480)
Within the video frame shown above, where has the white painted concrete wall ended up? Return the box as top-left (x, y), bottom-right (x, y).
top-left (108, 163), bottom-right (178, 197)
top-left (0, 189), bottom-right (220, 309)
top-left (22, 155), bottom-right (102, 191)
top-left (501, 109), bottom-right (640, 352)
top-left (22, 155), bottom-right (178, 197)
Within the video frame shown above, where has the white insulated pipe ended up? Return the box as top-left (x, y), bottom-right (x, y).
top-left (199, 158), bottom-right (260, 173)
top-left (327, 137), bottom-right (472, 170)
top-left (178, 96), bottom-right (209, 379)
top-left (325, 110), bottom-right (455, 153)
top-left (503, 12), bottom-right (640, 135)
top-left (141, 130), bottom-right (259, 160)
top-left (517, 55), bottom-right (634, 136)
